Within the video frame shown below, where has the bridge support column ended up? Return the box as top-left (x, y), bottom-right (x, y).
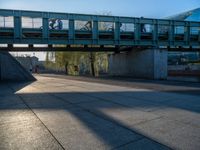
top-left (108, 48), bottom-right (168, 79)
top-left (0, 52), bottom-right (35, 81)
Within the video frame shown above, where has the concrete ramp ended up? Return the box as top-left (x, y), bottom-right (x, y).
top-left (0, 52), bottom-right (36, 81)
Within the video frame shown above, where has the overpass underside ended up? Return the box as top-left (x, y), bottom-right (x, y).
top-left (0, 45), bottom-right (200, 52)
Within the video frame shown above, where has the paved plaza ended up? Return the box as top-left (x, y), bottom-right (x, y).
top-left (0, 75), bottom-right (200, 150)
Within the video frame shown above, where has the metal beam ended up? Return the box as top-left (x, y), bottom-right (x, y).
top-left (0, 9), bottom-right (200, 50)
top-left (0, 46), bottom-right (119, 52)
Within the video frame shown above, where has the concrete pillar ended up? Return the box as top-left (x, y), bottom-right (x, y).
top-left (0, 52), bottom-right (36, 81)
top-left (108, 48), bottom-right (168, 79)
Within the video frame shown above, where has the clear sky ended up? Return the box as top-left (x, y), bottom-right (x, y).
top-left (0, 0), bottom-right (200, 18)
top-left (1, 0), bottom-right (199, 60)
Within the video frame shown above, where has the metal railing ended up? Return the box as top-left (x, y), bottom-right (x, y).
top-left (0, 9), bottom-right (199, 48)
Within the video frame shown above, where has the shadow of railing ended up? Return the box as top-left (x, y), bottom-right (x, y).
top-left (1, 80), bottom-right (199, 149)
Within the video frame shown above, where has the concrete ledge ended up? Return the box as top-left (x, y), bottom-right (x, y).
top-left (0, 52), bottom-right (36, 81)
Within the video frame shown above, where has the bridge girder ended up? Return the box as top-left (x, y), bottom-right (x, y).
top-left (0, 9), bottom-right (199, 51)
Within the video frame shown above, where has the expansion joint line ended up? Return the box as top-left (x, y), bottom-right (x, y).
top-left (8, 85), bottom-right (66, 150)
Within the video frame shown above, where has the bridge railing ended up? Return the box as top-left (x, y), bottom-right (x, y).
top-left (0, 9), bottom-right (200, 47)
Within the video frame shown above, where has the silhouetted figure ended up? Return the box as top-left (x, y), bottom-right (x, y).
top-left (141, 24), bottom-right (146, 33)
top-left (29, 65), bottom-right (33, 73)
top-left (65, 62), bottom-right (68, 75)
top-left (140, 17), bottom-right (146, 33)
top-left (35, 65), bottom-right (39, 74)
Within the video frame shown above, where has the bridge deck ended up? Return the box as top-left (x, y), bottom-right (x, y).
top-left (0, 9), bottom-right (200, 50)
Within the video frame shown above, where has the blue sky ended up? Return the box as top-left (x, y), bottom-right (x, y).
top-left (1, 0), bottom-right (199, 60)
top-left (0, 0), bottom-right (200, 18)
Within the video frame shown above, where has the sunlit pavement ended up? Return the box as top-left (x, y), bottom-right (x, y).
top-left (0, 75), bottom-right (200, 150)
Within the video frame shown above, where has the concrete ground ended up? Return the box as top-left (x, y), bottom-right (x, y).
top-left (0, 74), bottom-right (200, 150)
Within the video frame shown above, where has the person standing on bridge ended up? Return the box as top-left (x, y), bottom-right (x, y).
top-left (140, 17), bottom-right (146, 33)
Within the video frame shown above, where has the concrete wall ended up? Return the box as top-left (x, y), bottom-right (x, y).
top-left (0, 52), bottom-right (35, 81)
top-left (168, 64), bottom-right (200, 71)
top-left (108, 49), bottom-right (168, 79)
top-left (108, 52), bottom-right (129, 75)
top-left (153, 49), bottom-right (168, 79)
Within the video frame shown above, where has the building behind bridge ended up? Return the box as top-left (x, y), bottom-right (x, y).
top-left (14, 55), bottom-right (45, 73)
top-left (167, 8), bottom-right (200, 77)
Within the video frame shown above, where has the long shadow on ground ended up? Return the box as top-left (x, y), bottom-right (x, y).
top-left (1, 81), bottom-right (200, 149)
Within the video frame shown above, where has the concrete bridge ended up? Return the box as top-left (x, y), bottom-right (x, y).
top-left (0, 9), bottom-right (200, 80)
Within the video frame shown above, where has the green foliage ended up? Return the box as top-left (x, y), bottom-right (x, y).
top-left (45, 51), bottom-right (110, 76)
